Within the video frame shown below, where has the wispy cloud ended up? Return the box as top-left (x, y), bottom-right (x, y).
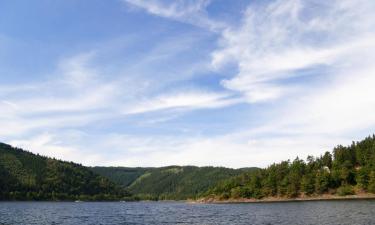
top-left (95, 0), bottom-right (375, 168)
top-left (124, 91), bottom-right (240, 114)
top-left (2, 0), bottom-right (375, 168)
top-left (206, 0), bottom-right (375, 164)
top-left (212, 0), bottom-right (375, 103)
top-left (123, 0), bottom-right (224, 31)
top-left (1, 53), bottom-right (117, 115)
top-left (0, 48), bottom-right (239, 142)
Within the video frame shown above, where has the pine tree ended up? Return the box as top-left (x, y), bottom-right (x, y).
top-left (368, 171), bottom-right (375, 193)
top-left (301, 174), bottom-right (315, 195)
top-left (315, 170), bottom-right (330, 194)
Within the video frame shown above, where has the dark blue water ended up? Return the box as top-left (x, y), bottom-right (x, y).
top-left (0, 200), bottom-right (374, 225)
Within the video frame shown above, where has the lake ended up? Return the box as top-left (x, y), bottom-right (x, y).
top-left (0, 200), bottom-right (374, 225)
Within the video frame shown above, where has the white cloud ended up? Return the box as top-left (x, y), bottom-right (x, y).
top-left (212, 0), bottom-right (375, 162)
top-left (212, 0), bottom-right (375, 103)
top-left (0, 112), bottom-right (105, 138)
top-left (1, 53), bottom-right (118, 115)
top-left (2, 0), bottom-right (375, 169)
top-left (0, 53), bottom-right (120, 138)
top-left (124, 0), bottom-right (210, 18)
top-left (98, 0), bottom-right (375, 168)
top-left (29, 131), bottom-right (348, 168)
top-left (123, 0), bottom-right (224, 31)
top-left (57, 52), bottom-right (98, 88)
top-left (124, 91), bottom-right (241, 114)
top-left (283, 57), bottom-right (375, 135)
top-left (8, 133), bottom-right (103, 165)
top-left (0, 49), bottom-right (241, 153)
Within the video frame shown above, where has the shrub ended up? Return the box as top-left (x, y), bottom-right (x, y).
top-left (336, 185), bottom-right (354, 196)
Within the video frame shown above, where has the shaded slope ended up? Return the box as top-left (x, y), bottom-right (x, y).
top-left (0, 143), bottom-right (130, 201)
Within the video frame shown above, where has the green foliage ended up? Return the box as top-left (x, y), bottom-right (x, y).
top-left (204, 135), bottom-right (375, 200)
top-left (2, 134), bottom-right (375, 201)
top-left (314, 170), bottom-right (330, 194)
top-left (93, 166), bottom-right (258, 200)
top-left (0, 143), bottom-right (131, 201)
top-left (322, 152), bottom-right (333, 169)
top-left (356, 166), bottom-right (370, 189)
top-left (301, 174), bottom-right (315, 195)
top-left (336, 185), bottom-right (354, 196)
top-left (368, 171), bottom-right (375, 194)
top-left (91, 167), bottom-right (149, 187)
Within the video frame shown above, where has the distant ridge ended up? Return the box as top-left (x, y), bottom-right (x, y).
top-left (91, 166), bottom-right (259, 200)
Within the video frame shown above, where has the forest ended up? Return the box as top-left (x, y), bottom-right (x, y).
top-left (92, 166), bottom-right (257, 200)
top-left (0, 143), bottom-right (131, 201)
top-left (1, 135), bottom-right (375, 201)
top-left (204, 135), bottom-right (375, 200)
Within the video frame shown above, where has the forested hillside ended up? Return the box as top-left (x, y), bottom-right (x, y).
top-left (2, 134), bottom-right (375, 202)
top-left (0, 143), bottom-right (130, 201)
top-left (92, 166), bottom-right (258, 200)
top-left (91, 167), bottom-right (149, 187)
top-left (204, 135), bottom-right (375, 200)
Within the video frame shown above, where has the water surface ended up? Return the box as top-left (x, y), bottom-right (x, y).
top-left (0, 200), bottom-right (374, 225)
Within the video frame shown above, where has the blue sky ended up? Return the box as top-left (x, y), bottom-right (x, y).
top-left (1, 0), bottom-right (375, 168)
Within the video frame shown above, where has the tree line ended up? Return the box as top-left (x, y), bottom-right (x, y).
top-left (205, 135), bottom-right (375, 199)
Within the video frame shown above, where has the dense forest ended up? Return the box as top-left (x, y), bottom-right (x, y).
top-left (0, 143), bottom-right (131, 201)
top-left (1, 134), bottom-right (375, 201)
top-left (92, 166), bottom-right (257, 200)
top-left (204, 135), bottom-right (375, 200)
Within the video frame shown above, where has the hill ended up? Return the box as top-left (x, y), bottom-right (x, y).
top-left (4, 134), bottom-right (374, 202)
top-left (202, 135), bottom-right (375, 201)
top-left (0, 143), bottom-right (131, 201)
top-left (91, 167), bottom-right (150, 187)
top-left (91, 166), bottom-right (258, 200)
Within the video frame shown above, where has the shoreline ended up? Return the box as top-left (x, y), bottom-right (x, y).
top-left (193, 193), bottom-right (375, 204)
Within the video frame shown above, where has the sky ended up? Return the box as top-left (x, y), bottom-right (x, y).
top-left (0, 0), bottom-right (375, 168)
